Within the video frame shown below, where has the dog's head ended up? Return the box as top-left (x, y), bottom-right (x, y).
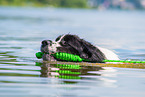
top-left (41, 34), bottom-right (105, 62)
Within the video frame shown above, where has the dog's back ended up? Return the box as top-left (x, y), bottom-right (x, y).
top-left (97, 47), bottom-right (119, 60)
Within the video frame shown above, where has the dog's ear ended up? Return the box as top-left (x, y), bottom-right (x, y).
top-left (80, 39), bottom-right (105, 62)
top-left (65, 36), bottom-right (92, 59)
top-left (80, 39), bottom-right (92, 59)
top-left (67, 41), bottom-right (90, 59)
top-left (63, 34), bottom-right (105, 62)
top-left (63, 35), bottom-right (84, 54)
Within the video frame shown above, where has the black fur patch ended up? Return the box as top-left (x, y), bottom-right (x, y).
top-left (57, 34), bottom-right (106, 63)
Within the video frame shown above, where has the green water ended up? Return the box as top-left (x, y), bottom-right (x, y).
top-left (0, 6), bottom-right (145, 97)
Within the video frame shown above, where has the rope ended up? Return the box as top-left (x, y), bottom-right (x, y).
top-left (37, 61), bottom-right (145, 69)
top-left (36, 52), bottom-right (145, 63)
top-left (103, 60), bottom-right (145, 63)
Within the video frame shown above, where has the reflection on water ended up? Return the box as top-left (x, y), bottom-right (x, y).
top-left (1, 50), bottom-right (145, 96)
top-left (39, 62), bottom-right (103, 83)
top-left (1, 6), bottom-right (145, 96)
top-left (0, 52), bottom-right (40, 80)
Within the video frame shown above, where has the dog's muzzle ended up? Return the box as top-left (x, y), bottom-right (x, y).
top-left (41, 40), bottom-right (52, 53)
top-left (42, 40), bottom-right (52, 47)
top-left (41, 40), bottom-right (57, 61)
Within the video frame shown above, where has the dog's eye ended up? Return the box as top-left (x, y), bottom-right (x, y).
top-left (60, 41), bottom-right (67, 45)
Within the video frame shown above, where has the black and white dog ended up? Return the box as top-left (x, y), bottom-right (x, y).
top-left (41, 34), bottom-right (119, 62)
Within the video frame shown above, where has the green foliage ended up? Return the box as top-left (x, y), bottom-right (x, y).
top-left (0, 0), bottom-right (88, 8)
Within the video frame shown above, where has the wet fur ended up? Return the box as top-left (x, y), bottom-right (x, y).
top-left (56, 35), bottom-right (106, 62)
top-left (41, 34), bottom-right (106, 62)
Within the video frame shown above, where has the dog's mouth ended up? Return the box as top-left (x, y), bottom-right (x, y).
top-left (41, 44), bottom-right (56, 54)
top-left (40, 41), bottom-right (56, 61)
top-left (40, 45), bottom-right (55, 61)
top-left (42, 53), bottom-right (56, 61)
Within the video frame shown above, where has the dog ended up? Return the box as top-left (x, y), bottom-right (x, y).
top-left (41, 34), bottom-right (119, 62)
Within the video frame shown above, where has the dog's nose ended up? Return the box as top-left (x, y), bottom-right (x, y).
top-left (42, 40), bottom-right (52, 46)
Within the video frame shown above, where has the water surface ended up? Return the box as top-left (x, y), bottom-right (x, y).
top-left (0, 7), bottom-right (145, 97)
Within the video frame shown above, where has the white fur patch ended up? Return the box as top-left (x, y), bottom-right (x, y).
top-left (48, 34), bottom-right (65, 53)
top-left (97, 46), bottom-right (120, 60)
top-left (49, 34), bottom-right (119, 61)
top-left (57, 34), bottom-right (65, 42)
top-left (48, 42), bottom-right (61, 53)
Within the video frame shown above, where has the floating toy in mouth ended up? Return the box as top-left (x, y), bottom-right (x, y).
top-left (35, 52), bottom-right (84, 62)
top-left (35, 52), bottom-right (145, 63)
top-left (35, 52), bottom-right (44, 59)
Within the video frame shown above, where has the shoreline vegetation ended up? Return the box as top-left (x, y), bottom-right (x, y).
top-left (0, 0), bottom-right (88, 8)
top-left (0, 0), bottom-right (145, 10)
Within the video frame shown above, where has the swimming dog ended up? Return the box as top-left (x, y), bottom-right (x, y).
top-left (41, 34), bottom-right (119, 62)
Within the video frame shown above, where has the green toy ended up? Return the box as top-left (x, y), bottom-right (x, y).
top-left (53, 52), bottom-right (83, 62)
top-left (35, 52), bottom-right (84, 62)
top-left (35, 52), bottom-right (44, 59)
top-left (35, 52), bottom-right (145, 63)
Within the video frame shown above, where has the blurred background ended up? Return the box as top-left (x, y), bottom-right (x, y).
top-left (0, 0), bottom-right (145, 59)
top-left (0, 0), bottom-right (145, 9)
top-left (1, 0), bottom-right (145, 97)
